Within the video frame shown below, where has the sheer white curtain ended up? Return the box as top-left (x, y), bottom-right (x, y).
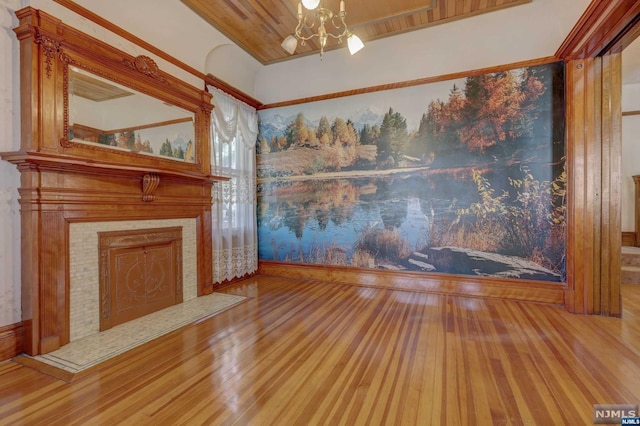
top-left (209, 86), bottom-right (258, 283)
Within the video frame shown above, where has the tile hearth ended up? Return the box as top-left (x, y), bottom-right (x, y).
top-left (26, 292), bottom-right (246, 376)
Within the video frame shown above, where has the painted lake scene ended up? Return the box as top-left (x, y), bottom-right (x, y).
top-left (256, 62), bottom-right (566, 282)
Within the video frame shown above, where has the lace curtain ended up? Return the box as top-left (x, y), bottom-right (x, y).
top-left (209, 86), bottom-right (258, 283)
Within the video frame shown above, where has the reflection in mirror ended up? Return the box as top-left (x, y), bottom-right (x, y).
top-left (68, 68), bottom-right (196, 163)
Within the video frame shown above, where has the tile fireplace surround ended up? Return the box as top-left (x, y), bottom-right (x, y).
top-left (69, 218), bottom-right (197, 341)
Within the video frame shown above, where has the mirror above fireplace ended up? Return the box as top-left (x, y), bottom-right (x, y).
top-left (67, 67), bottom-right (198, 164)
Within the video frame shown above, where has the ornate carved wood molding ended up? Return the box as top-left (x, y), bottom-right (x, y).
top-left (122, 55), bottom-right (168, 85)
top-left (142, 173), bottom-right (160, 202)
top-left (33, 28), bottom-right (61, 78)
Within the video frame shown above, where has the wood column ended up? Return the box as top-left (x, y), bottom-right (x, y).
top-left (565, 53), bottom-right (622, 316)
top-left (600, 53), bottom-right (622, 316)
top-left (565, 58), bottom-right (598, 315)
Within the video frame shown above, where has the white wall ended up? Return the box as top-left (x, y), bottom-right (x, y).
top-left (254, 0), bottom-right (591, 104)
top-left (622, 115), bottom-right (640, 232)
top-left (0, 0), bottom-right (23, 327)
top-left (622, 35), bottom-right (640, 234)
top-left (622, 83), bottom-right (640, 232)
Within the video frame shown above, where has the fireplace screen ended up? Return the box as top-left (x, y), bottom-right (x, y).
top-left (98, 226), bottom-right (183, 330)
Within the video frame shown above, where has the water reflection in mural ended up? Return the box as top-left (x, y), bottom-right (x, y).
top-left (257, 62), bottom-right (566, 282)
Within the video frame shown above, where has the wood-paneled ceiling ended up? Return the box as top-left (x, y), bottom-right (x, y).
top-left (181, 0), bottom-right (532, 65)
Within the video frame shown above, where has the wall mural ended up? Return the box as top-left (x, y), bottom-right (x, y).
top-left (256, 62), bottom-right (566, 282)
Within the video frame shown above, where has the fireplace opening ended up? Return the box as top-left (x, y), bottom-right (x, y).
top-left (98, 226), bottom-right (183, 331)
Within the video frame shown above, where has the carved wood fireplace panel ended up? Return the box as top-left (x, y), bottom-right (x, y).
top-left (99, 227), bottom-right (183, 331)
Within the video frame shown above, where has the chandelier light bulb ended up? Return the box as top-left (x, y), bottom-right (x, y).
top-left (301, 0), bottom-right (320, 10)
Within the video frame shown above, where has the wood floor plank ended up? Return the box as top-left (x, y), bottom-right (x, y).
top-left (0, 276), bottom-right (639, 425)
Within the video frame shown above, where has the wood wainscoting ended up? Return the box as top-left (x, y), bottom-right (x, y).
top-left (258, 261), bottom-right (565, 305)
top-left (0, 323), bottom-right (23, 361)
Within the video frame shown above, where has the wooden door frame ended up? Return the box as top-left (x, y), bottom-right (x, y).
top-left (558, 0), bottom-right (640, 315)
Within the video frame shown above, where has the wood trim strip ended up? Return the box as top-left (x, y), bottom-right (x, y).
top-left (53, 0), bottom-right (206, 80)
top-left (205, 74), bottom-right (262, 109)
top-left (555, 0), bottom-right (614, 59)
top-left (622, 232), bottom-right (636, 246)
top-left (258, 261), bottom-right (565, 305)
top-left (0, 322), bottom-right (24, 361)
top-left (623, 110), bottom-right (640, 116)
top-left (52, 0), bottom-right (263, 109)
top-left (555, 0), bottom-right (640, 59)
top-left (258, 56), bottom-right (560, 110)
top-left (103, 117), bottom-right (193, 135)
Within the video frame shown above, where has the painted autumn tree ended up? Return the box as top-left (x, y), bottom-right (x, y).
top-left (408, 70), bottom-right (547, 164)
top-left (316, 116), bottom-right (332, 146)
top-left (117, 130), bottom-right (136, 150)
top-left (285, 113), bottom-right (315, 148)
top-left (327, 117), bottom-right (359, 169)
top-left (184, 140), bottom-right (195, 161)
top-left (461, 71), bottom-right (544, 152)
top-left (133, 133), bottom-right (153, 153)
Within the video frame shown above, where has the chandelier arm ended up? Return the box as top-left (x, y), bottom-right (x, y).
top-left (295, 15), bottom-right (348, 40)
top-left (324, 29), bottom-right (348, 40)
top-left (330, 14), bottom-right (347, 32)
top-left (295, 29), bottom-right (320, 42)
top-left (294, 17), bottom-right (318, 42)
top-left (325, 16), bottom-right (348, 40)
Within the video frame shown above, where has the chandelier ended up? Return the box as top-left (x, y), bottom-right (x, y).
top-left (281, 0), bottom-right (365, 60)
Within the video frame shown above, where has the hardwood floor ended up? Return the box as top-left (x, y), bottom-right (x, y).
top-left (0, 276), bottom-right (639, 425)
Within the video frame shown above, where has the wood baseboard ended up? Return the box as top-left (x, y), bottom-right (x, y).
top-left (622, 232), bottom-right (636, 247)
top-left (258, 261), bottom-right (565, 305)
top-left (0, 322), bottom-right (24, 362)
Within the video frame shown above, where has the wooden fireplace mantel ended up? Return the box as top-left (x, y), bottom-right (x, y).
top-left (1, 150), bottom-right (229, 185)
top-left (2, 7), bottom-right (227, 356)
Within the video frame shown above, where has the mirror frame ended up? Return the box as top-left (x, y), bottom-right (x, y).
top-left (10, 9), bottom-right (214, 178)
top-left (56, 49), bottom-right (212, 175)
top-left (62, 61), bottom-right (199, 165)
